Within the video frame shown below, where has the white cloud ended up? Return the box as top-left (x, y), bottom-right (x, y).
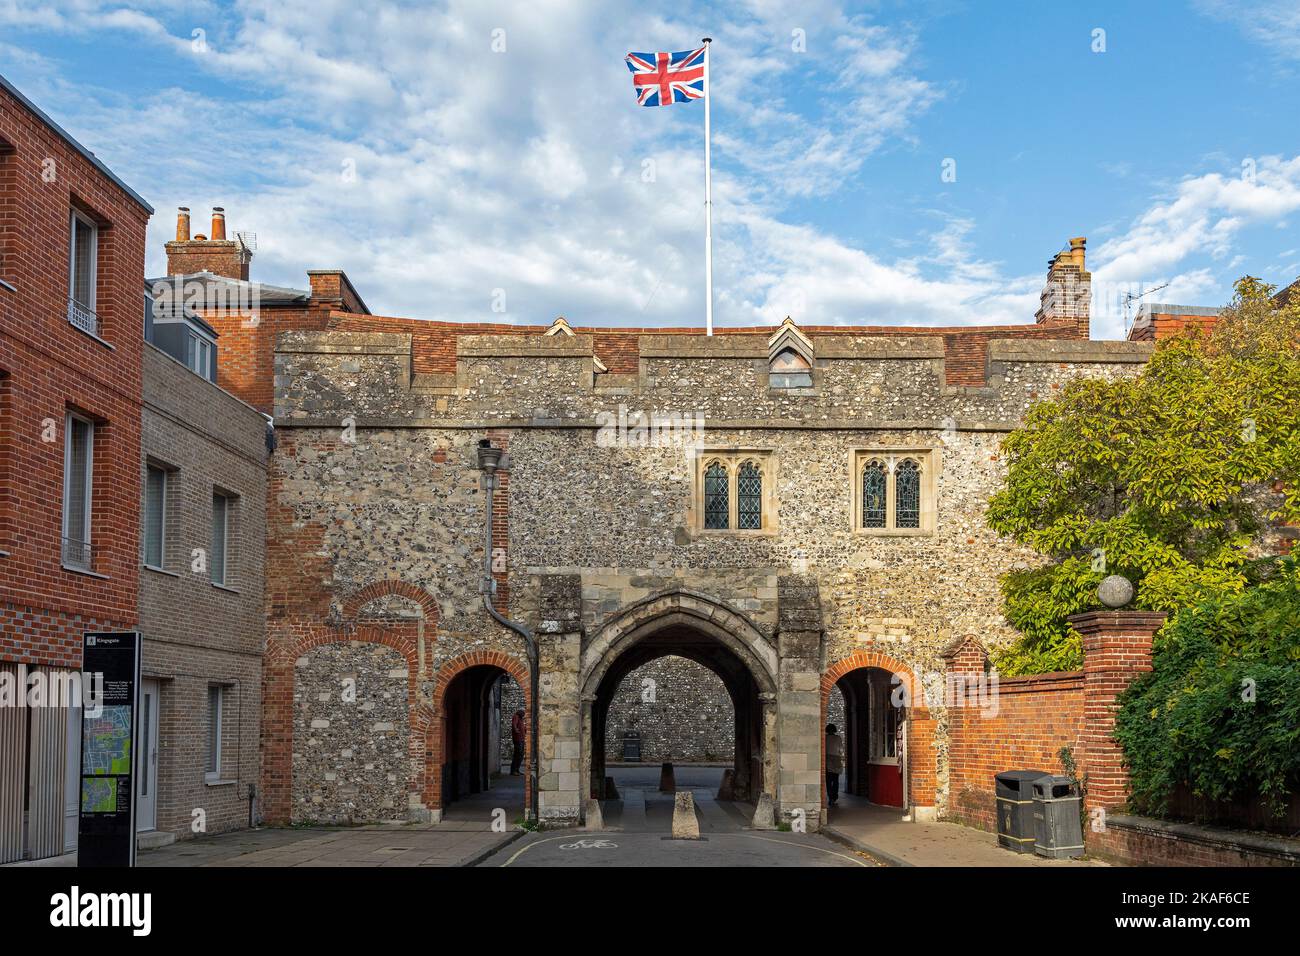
top-left (6, 0), bottom-right (1288, 340)
top-left (1087, 154), bottom-right (1300, 338)
top-left (1194, 0), bottom-right (1300, 61)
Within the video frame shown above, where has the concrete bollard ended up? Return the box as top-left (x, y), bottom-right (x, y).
top-left (604, 776), bottom-right (620, 801)
top-left (716, 768), bottom-right (735, 801)
top-left (751, 792), bottom-right (776, 830)
top-left (583, 797), bottom-right (604, 831)
top-left (671, 791), bottom-right (700, 839)
top-left (659, 761), bottom-right (675, 793)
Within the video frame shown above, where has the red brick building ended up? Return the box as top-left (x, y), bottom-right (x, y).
top-left (0, 73), bottom-right (152, 862)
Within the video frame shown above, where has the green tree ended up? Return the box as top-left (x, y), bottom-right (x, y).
top-left (985, 278), bottom-right (1300, 674)
top-left (1113, 558), bottom-right (1300, 817)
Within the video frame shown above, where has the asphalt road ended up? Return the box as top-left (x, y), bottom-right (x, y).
top-left (478, 765), bottom-right (879, 867)
top-left (480, 829), bottom-right (877, 867)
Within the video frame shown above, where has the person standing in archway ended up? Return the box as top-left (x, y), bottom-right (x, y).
top-left (826, 723), bottom-right (843, 806)
top-left (510, 709), bottom-right (526, 776)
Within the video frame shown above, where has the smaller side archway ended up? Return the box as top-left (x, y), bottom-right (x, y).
top-left (429, 651), bottom-right (532, 819)
top-left (822, 651), bottom-right (937, 819)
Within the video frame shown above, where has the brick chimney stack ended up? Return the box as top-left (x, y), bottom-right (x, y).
top-left (1035, 236), bottom-right (1091, 338)
top-left (165, 205), bottom-right (252, 280)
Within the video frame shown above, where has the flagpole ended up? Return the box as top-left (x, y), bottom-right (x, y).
top-left (703, 36), bottom-right (713, 336)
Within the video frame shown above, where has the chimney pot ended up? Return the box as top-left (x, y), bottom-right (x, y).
top-left (211, 207), bottom-right (227, 241)
top-left (176, 206), bottom-right (191, 242)
top-left (1069, 236), bottom-right (1086, 268)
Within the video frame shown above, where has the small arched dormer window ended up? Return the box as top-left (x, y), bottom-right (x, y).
top-left (737, 460), bottom-right (763, 529)
top-left (769, 347), bottom-right (813, 389)
top-left (704, 460), bottom-right (729, 529)
top-left (895, 458), bottom-right (921, 529)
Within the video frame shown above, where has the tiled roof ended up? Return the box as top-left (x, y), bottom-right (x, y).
top-left (146, 272), bottom-right (311, 305)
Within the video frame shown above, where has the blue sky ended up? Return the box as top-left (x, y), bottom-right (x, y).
top-left (2, 0), bottom-right (1298, 338)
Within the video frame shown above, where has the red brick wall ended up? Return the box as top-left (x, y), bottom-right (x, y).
top-left (0, 80), bottom-right (150, 669)
top-left (1128, 311), bottom-right (1218, 342)
top-left (1087, 817), bottom-right (1300, 867)
top-left (198, 305), bottom-right (328, 415)
top-left (946, 670), bottom-right (1085, 831)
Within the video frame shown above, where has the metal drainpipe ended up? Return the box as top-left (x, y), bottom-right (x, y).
top-left (482, 469), bottom-right (540, 824)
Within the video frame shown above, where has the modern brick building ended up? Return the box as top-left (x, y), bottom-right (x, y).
top-left (0, 73), bottom-right (151, 863)
top-left (134, 299), bottom-right (269, 845)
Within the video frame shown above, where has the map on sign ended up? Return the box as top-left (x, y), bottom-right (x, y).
top-left (82, 778), bottom-right (117, 813)
top-left (82, 705), bottom-right (132, 775)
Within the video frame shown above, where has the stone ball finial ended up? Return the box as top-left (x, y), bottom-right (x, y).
top-left (1098, 574), bottom-right (1135, 609)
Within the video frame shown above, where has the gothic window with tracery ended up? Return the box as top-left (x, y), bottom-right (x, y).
top-left (737, 460), bottom-right (763, 530)
top-left (704, 460), bottom-right (729, 530)
top-left (861, 460), bottom-right (887, 529)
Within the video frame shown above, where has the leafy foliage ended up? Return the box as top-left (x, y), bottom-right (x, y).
top-left (986, 277), bottom-right (1300, 674)
top-left (1113, 559), bottom-right (1300, 817)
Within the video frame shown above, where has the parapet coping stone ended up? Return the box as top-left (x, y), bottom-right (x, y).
top-left (988, 340), bottom-right (1153, 363)
top-left (272, 416), bottom-right (1028, 432)
top-left (274, 329), bottom-right (1153, 365)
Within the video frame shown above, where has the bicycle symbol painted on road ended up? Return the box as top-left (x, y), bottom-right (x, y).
top-left (560, 838), bottom-right (619, 849)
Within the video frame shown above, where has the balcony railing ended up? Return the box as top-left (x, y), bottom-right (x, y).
top-left (67, 297), bottom-right (100, 337)
top-left (61, 535), bottom-right (92, 571)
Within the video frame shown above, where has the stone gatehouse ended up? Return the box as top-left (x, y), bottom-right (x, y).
top-left (240, 236), bottom-right (1153, 830)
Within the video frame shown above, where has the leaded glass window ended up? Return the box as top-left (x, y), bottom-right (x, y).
top-left (704, 461), bottom-right (729, 529)
top-left (861, 460), bottom-right (886, 529)
top-left (895, 458), bottom-right (921, 529)
top-left (737, 460), bottom-right (762, 530)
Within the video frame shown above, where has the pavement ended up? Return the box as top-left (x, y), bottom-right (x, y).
top-left (129, 766), bottom-right (1104, 868)
top-left (137, 774), bottom-right (529, 868)
top-left (822, 793), bottom-right (1105, 867)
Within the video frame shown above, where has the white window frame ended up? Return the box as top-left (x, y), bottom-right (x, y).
top-left (68, 208), bottom-right (98, 311)
top-left (143, 464), bottom-right (167, 570)
top-left (186, 330), bottom-right (214, 380)
top-left (869, 677), bottom-right (900, 766)
top-left (62, 412), bottom-right (94, 569)
top-left (206, 685), bottom-right (224, 781)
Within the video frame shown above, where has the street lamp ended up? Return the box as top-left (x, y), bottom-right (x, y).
top-left (476, 438), bottom-right (538, 824)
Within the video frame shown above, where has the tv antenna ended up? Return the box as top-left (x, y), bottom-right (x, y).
top-left (235, 231), bottom-right (258, 253)
top-left (1123, 282), bottom-right (1169, 334)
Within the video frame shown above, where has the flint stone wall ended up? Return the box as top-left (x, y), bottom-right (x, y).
top-left (292, 640), bottom-right (410, 823)
top-left (271, 329), bottom-right (1150, 821)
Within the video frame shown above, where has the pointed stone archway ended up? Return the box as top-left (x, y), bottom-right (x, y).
top-left (579, 590), bottom-right (779, 813)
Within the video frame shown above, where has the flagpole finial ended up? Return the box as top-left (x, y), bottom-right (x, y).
top-left (702, 37), bottom-right (712, 43)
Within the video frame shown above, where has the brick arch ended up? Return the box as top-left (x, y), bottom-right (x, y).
top-left (821, 651), bottom-right (937, 818)
top-left (427, 651), bottom-right (533, 815)
top-left (261, 623), bottom-right (427, 825)
top-left (343, 579), bottom-right (440, 624)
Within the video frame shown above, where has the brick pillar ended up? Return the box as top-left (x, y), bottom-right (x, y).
top-left (906, 709), bottom-right (937, 821)
top-left (1070, 610), bottom-right (1165, 812)
top-left (260, 656), bottom-right (295, 824)
top-left (941, 635), bottom-right (989, 822)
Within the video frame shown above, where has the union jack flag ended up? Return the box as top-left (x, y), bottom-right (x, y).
top-left (625, 47), bottom-right (706, 107)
